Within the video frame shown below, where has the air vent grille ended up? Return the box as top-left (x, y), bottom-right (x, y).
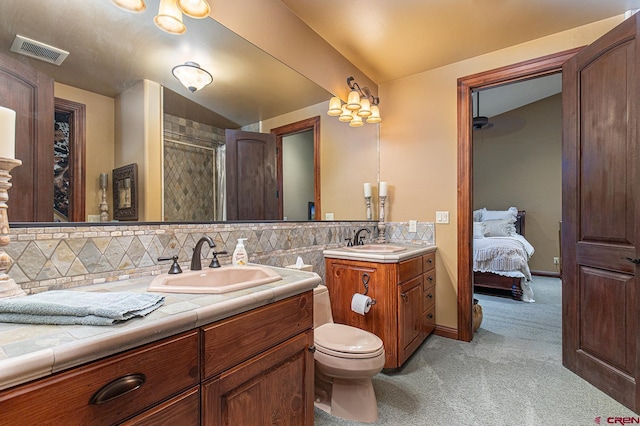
top-left (10, 35), bottom-right (69, 66)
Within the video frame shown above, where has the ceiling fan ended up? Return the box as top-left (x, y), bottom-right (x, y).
top-left (472, 91), bottom-right (494, 130)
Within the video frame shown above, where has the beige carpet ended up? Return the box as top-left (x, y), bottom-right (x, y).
top-left (314, 277), bottom-right (636, 425)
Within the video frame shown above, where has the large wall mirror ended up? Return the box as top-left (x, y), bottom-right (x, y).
top-left (0, 0), bottom-right (340, 224)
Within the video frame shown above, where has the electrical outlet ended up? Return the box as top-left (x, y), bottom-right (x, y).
top-left (409, 220), bottom-right (417, 232)
top-left (553, 257), bottom-right (560, 265)
top-left (436, 211), bottom-right (449, 224)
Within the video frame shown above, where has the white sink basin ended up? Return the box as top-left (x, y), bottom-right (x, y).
top-left (148, 265), bottom-right (282, 294)
top-left (346, 244), bottom-right (407, 253)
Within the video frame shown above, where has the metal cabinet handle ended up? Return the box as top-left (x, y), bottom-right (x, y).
top-left (400, 292), bottom-right (408, 301)
top-left (308, 345), bottom-right (316, 353)
top-left (623, 257), bottom-right (640, 264)
top-left (426, 258), bottom-right (433, 264)
top-left (426, 313), bottom-right (433, 319)
top-left (89, 373), bottom-right (146, 405)
top-left (427, 293), bottom-right (433, 299)
top-left (427, 275), bottom-right (434, 282)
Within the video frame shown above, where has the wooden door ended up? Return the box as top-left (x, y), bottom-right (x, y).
top-left (562, 13), bottom-right (640, 412)
top-left (225, 129), bottom-right (278, 220)
top-left (0, 52), bottom-right (53, 222)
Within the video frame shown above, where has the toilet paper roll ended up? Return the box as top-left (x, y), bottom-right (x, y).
top-left (351, 293), bottom-right (372, 315)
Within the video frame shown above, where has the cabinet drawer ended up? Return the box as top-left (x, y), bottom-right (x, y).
top-left (0, 331), bottom-right (199, 426)
top-left (423, 251), bottom-right (436, 272)
top-left (399, 256), bottom-right (423, 282)
top-left (423, 305), bottom-right (436, 336)
top-left (423, 278), bottom-right (435, 311)
top-left (202, 292), bottom-right (313, 380)
top-left (122, 386), bottom-right (200, 426)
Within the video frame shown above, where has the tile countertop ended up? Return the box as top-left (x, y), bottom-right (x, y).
top-left (323, 243), bottom-right (436, 263)
top-left (0, 265), bottom-right (321, 391)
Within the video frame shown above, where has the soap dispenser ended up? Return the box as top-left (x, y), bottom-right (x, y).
top-left (232, 238), bottom-right (248, 266)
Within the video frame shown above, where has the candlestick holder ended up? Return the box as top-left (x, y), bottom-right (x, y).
top-left (100, 187), bottom-right (109, 222)
top-left (0, 157), bottom-right (26, 298)
top-left (364, 196), bottom-right (372, 220)
top-left (99, 173), bottom-right (109, 222)
top-left (377, 195), bottom-right (387, 243)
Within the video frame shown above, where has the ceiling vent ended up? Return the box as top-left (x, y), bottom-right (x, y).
top-left (10, 35), bottom-right (69, 66)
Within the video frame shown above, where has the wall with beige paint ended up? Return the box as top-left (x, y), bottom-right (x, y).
top-left (54, 83), bottom-right (115, 221)
top-left (260, 101), bottom-right (379, 221)
top-left (474, 94), bottom-right (562, 274)
top-left (378, 16), bottom-right (625, 330)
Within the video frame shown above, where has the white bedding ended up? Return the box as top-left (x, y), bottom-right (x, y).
top-left (473, 234), bottom-right (536, 302)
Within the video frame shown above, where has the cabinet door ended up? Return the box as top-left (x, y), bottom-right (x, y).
top-left (202, 331), bottom-right (314, 426)
top-left (398, 276), bottom-right (423, 366)
top-left (122, 386), bottom-right (200, 426)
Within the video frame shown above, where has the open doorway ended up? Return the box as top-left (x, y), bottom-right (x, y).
top-left (271, 116), bottom-right (321, 220)
top-left (456, 48), bottom-right (581, 342)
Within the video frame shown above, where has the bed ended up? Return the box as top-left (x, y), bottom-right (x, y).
top-left (473, 209), bottom-right (535, 302)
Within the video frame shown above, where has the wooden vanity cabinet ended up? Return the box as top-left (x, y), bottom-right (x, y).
top-left (0, 330), bottom-right (200, 426)
top-left (325, 251), bottom-right (436, 369)
top-left (201, 291), bottom-right (315, 425)
top-left (0, 292), bottom-right (315, 425)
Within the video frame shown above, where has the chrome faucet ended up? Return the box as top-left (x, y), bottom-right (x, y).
top-left (353, 228), bottom-right (371, 246)
top-left (191, 236), bottom-right (216, 271)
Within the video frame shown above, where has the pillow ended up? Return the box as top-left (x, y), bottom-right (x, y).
top-left (472, 209), bottom-right (484, 222)
top-left (473, 222), bottom-right (487, 239)
top-left (482, 207), bottom-right (518, 223)
top-left (483, 219), bottom-right (516, 237)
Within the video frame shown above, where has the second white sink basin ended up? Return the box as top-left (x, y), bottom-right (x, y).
top-left (148, 265), bottom-right (282, 294)
top-left (346, 244), bottom-right (407, 253)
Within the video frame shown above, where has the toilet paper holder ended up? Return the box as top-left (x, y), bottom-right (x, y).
top-left (361, 273), bottom-right (377, 306)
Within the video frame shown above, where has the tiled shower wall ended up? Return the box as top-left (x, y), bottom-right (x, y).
top-left (6, 221), bottom-right (435, 294)
top-left (163, 113), bottom-right (225, 222)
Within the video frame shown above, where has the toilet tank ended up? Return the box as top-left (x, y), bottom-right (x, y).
top-left (313, 284), bottom-right (334, 328)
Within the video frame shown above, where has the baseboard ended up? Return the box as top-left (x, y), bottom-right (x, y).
top-left (531, 270), bottom-right (561, 278)
top-left (434, 325), bottom-right (458, 340)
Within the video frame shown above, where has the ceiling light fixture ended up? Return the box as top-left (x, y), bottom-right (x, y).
top-left (172, 61), bottom-right (213, 93)
top-left (111, 0), bottom-right (146, 13)
top-left (327, 76), bottom-right (381, 125)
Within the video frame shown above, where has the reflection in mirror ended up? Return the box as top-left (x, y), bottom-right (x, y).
top-left (0, 0), bottom-right (332, 224)
top-left (113, 164), bottom-right (138, 221)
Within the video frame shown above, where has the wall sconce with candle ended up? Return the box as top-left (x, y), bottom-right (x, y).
top-left (0, 106), bottom-right (25, 298)
top-left (377, 182), bottom-right (388, 243)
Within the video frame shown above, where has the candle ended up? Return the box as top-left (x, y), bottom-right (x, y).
top-left (100, 173), bottom-right (108, 190)
top-left (379, 181), bottom-right (387, 197)
top-left (364, 183), bottom-right (372, 197)
top-left (0, 106), bottom-right (16, 160)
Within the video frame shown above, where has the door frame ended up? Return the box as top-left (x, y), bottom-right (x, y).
top-left (54, 98), bottom-right (86, 222)
top-left (270, 116), bottom-right (321, 220)
top-left (456, 48), bottom-right (582, 342)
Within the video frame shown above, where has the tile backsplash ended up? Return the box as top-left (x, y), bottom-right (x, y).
top-left (6, 221), bottom-right (434, 294)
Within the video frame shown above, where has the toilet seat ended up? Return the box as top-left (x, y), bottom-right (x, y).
top-left (315, 323), bottom-right (384, 359)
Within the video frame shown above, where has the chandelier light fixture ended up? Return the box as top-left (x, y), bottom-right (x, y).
top-left (172, 61), bottom-right (213, 92)
top-left (327, 76), bottom-right (381, 126)
top-left (110, 0), bottom-right (211, 34)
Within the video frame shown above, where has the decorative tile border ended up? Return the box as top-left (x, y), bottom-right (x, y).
top-left (7, 221), bottom-right (434, 294)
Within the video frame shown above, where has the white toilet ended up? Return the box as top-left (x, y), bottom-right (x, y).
top-left (313, 284), bottom-right (385, 423)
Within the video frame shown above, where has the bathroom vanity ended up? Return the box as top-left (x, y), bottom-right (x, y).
top-left (323, 244), bottom-right (436, 369)
top-left (0, 267), bottom-right (319, 425)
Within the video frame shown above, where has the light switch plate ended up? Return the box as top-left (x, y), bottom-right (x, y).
top-left (325, 212), bottom-right (334, 220)
top-left (436, 211), bottom-right (449, 224)
top-left (409, 220), bottom-right (417, 232)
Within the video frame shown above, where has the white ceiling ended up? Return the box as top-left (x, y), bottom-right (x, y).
top-left (280, 0), bottom-right (640, 84)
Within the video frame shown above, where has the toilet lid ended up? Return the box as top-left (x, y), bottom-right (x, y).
top-left (315, 323), bottom-right (384, 356)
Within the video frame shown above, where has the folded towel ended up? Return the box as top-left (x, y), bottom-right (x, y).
top-left (0, 291), bottom-right (164, 326)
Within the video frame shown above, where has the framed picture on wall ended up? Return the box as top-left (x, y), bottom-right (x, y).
top-left (112, 163), bottom-right (138, 221)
